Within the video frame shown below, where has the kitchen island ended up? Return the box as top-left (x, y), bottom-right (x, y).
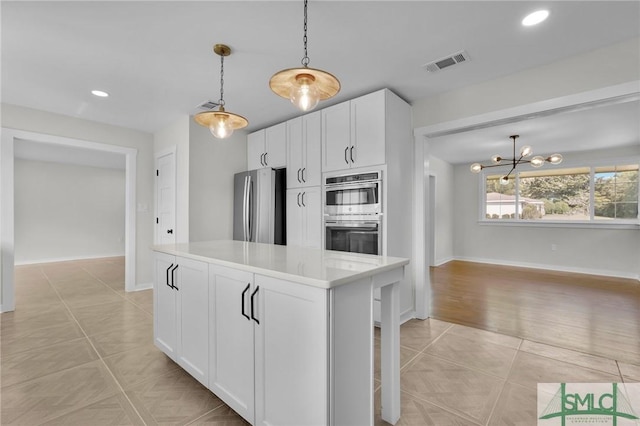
top-left (152, 240), bottom-right (409, 425)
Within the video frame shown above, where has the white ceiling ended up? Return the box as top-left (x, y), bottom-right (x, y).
top-left (428, 97), bottom-right (640, 164)
top-left (3, 0), bottom-right (640, 137)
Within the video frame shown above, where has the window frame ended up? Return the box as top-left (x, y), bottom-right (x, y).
top-left (477, 156), bottom-right (640, 229)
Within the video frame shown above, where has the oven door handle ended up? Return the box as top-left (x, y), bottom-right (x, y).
top-left (325, 221), bottom-right (380, 228)
top-left (324, 181), bottom-right (380, 191)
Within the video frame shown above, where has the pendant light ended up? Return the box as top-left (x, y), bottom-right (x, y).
top-left (269, 0), bottom-right (340, 111)
top-left (194, 44), bottom-right (248, 139)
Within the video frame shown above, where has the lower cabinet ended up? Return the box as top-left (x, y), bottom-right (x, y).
top-left (153, 252), bottom-right (209, 386)
top-left (156, 253), bottom-right (329, 425)
top-left (208, 265), bottom-right (329, 425)
top-left (208, 264), bottom-right (255, 421)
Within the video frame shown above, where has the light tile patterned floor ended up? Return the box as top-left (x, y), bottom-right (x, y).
top-left (1, 258), bottom-right (638, 425)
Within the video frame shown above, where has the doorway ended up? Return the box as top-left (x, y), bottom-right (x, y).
top-left (1, 128), bottom-right (138, 312)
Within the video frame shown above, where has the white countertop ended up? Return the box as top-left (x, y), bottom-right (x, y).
top-left (152, 240), bottom-right (409, 289)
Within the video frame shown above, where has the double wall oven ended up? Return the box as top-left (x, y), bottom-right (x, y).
top-left (324, 170), bottom-right (382, 255)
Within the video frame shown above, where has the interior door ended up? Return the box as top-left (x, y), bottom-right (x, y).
top-left (155, 150), bottom-right (176, 245)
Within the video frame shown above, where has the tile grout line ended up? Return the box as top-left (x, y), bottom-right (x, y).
top-left (482, 338), bottom-right (523, 425)
top-left (81, 264), bottom-right (154, 319)
top-left (395, 321), bottom-right (485, 426)
top-left (41, 267), bottom-right (149, 426)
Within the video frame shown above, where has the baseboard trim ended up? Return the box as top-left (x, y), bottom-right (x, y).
top-left (433, 256), bottom-right (454, 267)
top-left (452, 256), bottom-right (640, 281)
top-left (16, 253), bottom-right (125, 266)
top-left (132, 283), bottom-right (153, 292)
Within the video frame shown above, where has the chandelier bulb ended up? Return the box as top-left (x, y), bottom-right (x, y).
top-left (470, 163), bottom-right (483, 173)
top-left (500, 176), bottom-right (510, 185)
top-left (491, 155), bottom-right (502, 164)
top-left (290, 73), bottom-right (320, 111)
top-left (531, 156), bottom-right (545, 168)
top-left (548, 153), bottom-right (563, 165)
top-left (520, 145), bottom-right (533, 157)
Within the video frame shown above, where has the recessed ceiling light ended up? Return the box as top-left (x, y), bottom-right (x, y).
top-left (91, 90), bottom-right (109, 97)
top-left (522, 10), bottom-right (549, 26)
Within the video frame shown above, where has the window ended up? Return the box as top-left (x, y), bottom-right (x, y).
top-left (482, 163), bottom-right (639, 224)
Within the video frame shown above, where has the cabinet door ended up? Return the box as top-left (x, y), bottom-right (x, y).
top-left (254, 275), bottom-right (329, 426)
top-left (247, 130), bottom-right (266, 170)
top-left (286, 189), bottom-right (304, 248)
top-left (286, 117), bottom-right (304, 189)
top-left (209, 265), bottom-right (255, 423)
top-left (154, 252), bottom-right (177, 360)
top-left (175, 257), bottom-right (209, 387)
top-left (351, 90), bottom-right (386, 168)
top-left (322, 102), bottom-right (351, 172)
top-left (302, 110), bottom-right (322, 187)
top-left (302, 187), bottom-right (322, 249)
top-left (265, 122), bottom-right (286, 168)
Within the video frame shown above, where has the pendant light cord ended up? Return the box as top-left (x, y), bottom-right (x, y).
top-left (301, 0), bottom-right (310, 67)
top-left (219, 53), bottom-right (225, 107)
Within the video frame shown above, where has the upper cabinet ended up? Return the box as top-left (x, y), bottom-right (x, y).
top-left (286, 111), bottom-right (321, 188)
top-left (247, 123), bottom-right (286, 170)
top-left (322, 90), bottom-right (386, 172)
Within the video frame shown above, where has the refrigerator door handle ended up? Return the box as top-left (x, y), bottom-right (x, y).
top-left (243, 176), bottom-right (249, 241)
top-left (247, 176), bottom-right (254, 241)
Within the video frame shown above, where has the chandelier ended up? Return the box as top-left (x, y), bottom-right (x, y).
top-left (269, 0), bottom-right (340, 111)
top-left (470, 135), bottom-right (563, 184)
top-left (194, 44), bottom-right (248, 139)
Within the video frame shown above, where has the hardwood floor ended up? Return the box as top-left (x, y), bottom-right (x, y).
top-left (430, 260), bottom-right (640, 364)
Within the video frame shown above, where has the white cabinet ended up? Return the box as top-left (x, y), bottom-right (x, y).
top-left (248, 123), bottom-right (286, 170)
top-left (321, 101), bottom-right (351, 172)
top-left (209, 265), bottom-right (255, 422)
top-left (208, 266), bottom-right (328, 426)
top-left (286, 186), bottom-right (322, 249)
top-left (322, 89), bottom-right (386, 172)
top-left (286, 111), bottom-right (321, 188)
top-left (153, 252), bottom-right (209, 387)
top-left (254, 275), bottom-right (328, 426)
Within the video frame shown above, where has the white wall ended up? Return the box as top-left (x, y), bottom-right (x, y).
top-left (15, 159), bottom-right (125, 264)
top-left (189, 121), bottom-right (247, 241)
top-left (1, 103), bottom-right (154, 286)
top-left (428, 156), bottom-right (454, 265)
top-left (450, 146), bottom-right (639, 279)
top-left (412, 37), bottom-right (640, 129)
top-left (154, 115), bottom-right (190, 243)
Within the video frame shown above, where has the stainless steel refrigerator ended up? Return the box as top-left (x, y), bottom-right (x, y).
top-left (233, 168), bottom-right (286, 245)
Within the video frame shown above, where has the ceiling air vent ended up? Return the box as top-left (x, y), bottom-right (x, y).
top-left (196, 100), bottom-right (220, 111)
top-left (422, 50), bottom-right (470, 73)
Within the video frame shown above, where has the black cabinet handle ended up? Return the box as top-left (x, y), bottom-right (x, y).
top-left (259, 153), bottom-right (264, 166)
top-left (167, 229), bottom-right (173, 234)
top-left (241, 284), bottom-right (251, 321)
top-left (297, 192), bottom-right (301, 207)
top-left (350, 146), bottom-right (355, 163)
top-left (344, 147), bottom-right (349, 164)
top-left (250, 286), bottom-right (260, 324)
top-left (264, 152), bottom-right (268, 166)
top-left (301, 192), bottom-right (306, 207)
top-left (166, 264), bottom-right (174, 288)
top-left (171, 264), bottom-right (179, 290)
top-left (302, 167), bottom-right (306, 182)
top-left (297, 168), bottom-right (302, 183)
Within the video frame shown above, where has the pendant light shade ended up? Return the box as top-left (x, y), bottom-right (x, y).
top-left (269, 0), bottom-right (340, 111)
top-left (194, 44), bottom-right (248, 139)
